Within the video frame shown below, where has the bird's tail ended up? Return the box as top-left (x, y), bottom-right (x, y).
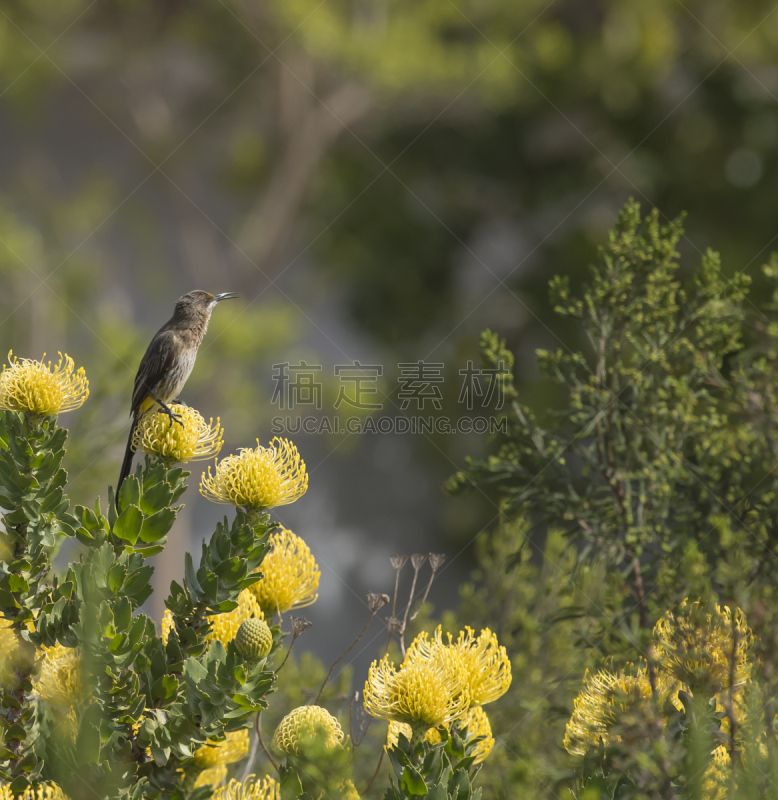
top-left (116, 416), bottom-right (138, 509)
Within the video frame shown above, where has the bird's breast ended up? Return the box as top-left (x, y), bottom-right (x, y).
top-left (159, 349), bottom-right (198, 402)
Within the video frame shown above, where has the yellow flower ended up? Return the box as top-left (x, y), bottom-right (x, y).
top-left (133, 404), bottom-right (223, 463)
top-left (162, 589), bottom-right (263, 647)
top-left (653, 599), bottom-right (752, 694)
top-left (364, 652), bottom-right (470, 734)
top-left (410, 627), bottom-right (511, 707)
top-left (200, 438), bottom-right (308, 510)
top-left (563, 667), bottom-right (654, 756)
top-left (194, 764), bottom-right (228, 789)
top-left (212, 775), bottom-right (280, 800)
top-left (0, 785), bottom-right (70, 800)
top-left (248, 528), bottom-right (319, 617)
top-left (0, 351), bottom-right (88, 415)
top-left (34, 643), bottom-right (81, 707)
top-left (192, 729), bottom-right (250, 769)
top-left (271, 705), bottom-right (344, 755)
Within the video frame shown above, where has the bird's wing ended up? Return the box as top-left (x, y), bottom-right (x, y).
top-left (130, 329), bottom-right (180, 415)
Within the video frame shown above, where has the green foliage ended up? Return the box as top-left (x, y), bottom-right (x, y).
top-left (0, 408), bottom-right (279, 798)
top-left (383, 731), bottom-right (482, 800)
top-left (451, 201), bottom-right (778, 797)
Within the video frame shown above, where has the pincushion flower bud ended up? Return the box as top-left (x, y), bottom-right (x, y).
top-left (235, 618), bottom-right (273, 661)
top-left (0, 351), bottom-right (88, 415)
top-left (133, 404), bottom-right (223, 463)
top-left (200, 438), bottom-right (308, 511)
top-left (271, 705), bottom-right (344, 755)
top-left (212, 774), bottom-right (280, 800)
top-left (162, 589), bottom-right (263, 648)
top-left (249, 528), bottom-right (320, 617)
top-left (192, 729), bottom-right (249, 769)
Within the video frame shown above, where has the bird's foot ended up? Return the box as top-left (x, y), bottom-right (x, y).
top-left (156, 403), bottom-right (184, 428)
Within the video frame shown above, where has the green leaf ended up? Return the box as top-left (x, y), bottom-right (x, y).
top-left (76, 721), bottom-right (101, 764)
top-left (114, 504), bottom-right (143, 545)
top-left (139, 508), bottom-right (177, 543)
top-left (140, 481), bottom-right (174, 514)
top-left (401, 766), bottom-right (428, 796)
top-left (118, 475), bottom-right (140, 510)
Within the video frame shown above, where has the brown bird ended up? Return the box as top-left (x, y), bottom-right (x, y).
top-left (116, 290), bottom-right (237, 505)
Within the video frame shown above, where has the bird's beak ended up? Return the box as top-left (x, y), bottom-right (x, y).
top-left (214, 292), bottom-right (238, 303)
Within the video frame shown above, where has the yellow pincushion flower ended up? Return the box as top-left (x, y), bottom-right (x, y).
top-left (192, 729), bottom-right (250, 769)
top-left (34, 643), bottom-right (81, 707)
top-left (563, 667), bottom-right (654, 756)
top-left (194, 764), bottom-right (228, 790)
top-left (212, 775), bottom-right (280, 800)
top-left (653, 599), bottom-right (752, 694)
top-left (0, 351), bottom-right (88, 415)
top-left (364, 652), bottom-right (470, 734)
top-left (162, 589), bottom-right (263, 647)
top-left (133, 404), bottom-right (223, 463)
top-left (249, 528), bottom-right (320, 617)
top-left (200, 438), bottom-right (308, 510)
top-left (410, 627), bottom-right (511, 707)
top-left (0, 785), bottom-right (70, 800)
top-left (271, 705), bottom-right (344, 755)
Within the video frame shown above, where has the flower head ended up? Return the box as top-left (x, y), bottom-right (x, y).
top-left (408, 626), bottom-right (511, 707)
top-left (0, 351), bottom-right (88, 415)
top-left (192, 729), bottom-right (250, 769)
top-left (133, 404), bottom-right (223, 463)
top-left (34, 643), bottom-right (81, 707)
top-left (0, 784), bottom-right (70, 800)
top-left (249, 528), bottom-right (320, 617)
top-left (653, 599), bottom-right (753, 694)
top-left (200, 437), bottom-right (308, 510)
top-left (563, 667), bottom-right (653, 756)
top-left (271, 705), bottom-right (344, 755)
top-left (364, 651), bottom-right (470, 732)
top-left (212, 775), bottom-right (280, 800)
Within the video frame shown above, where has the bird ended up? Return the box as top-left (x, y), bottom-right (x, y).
top-left (116, 290), bottom-right (238, 506)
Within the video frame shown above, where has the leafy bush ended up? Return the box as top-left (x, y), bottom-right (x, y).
top-left (451, 200), bottom-right (778, 798)
top-left (0, 353), bottom-right (510, 799)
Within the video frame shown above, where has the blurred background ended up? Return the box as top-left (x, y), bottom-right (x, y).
top-left (0, 0), bottom-right (777, 674)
